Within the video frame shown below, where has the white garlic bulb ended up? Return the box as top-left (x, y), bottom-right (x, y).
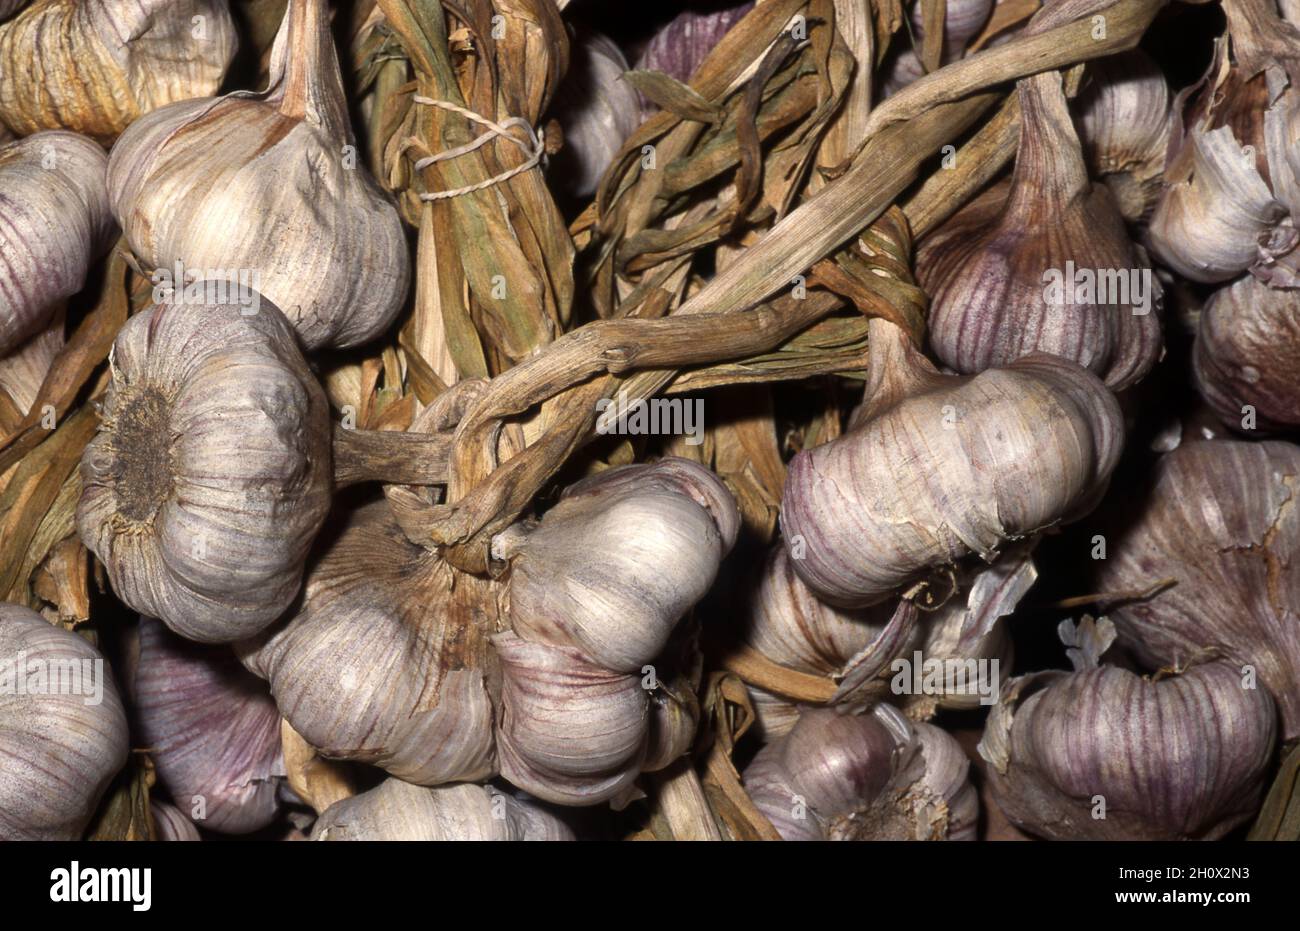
top-left (132, 617), bottom-right (285, 834)
top-left (311, 779), bottom-right (573, 841)
top-left (108, 0), bottom-right (409, 350)
top-left (0, 0), bottom-right (237, 141)
top-left (78, 296), bottom-right (333, 644)
top-left (0, 603), bottom-right (128, 840)
top-left (0, 312), bottom-right (63, 415)
top-left (0, 131), bottom-right (113, 355)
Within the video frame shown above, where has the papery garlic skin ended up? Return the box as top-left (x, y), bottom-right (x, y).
top-left (549, 30), bottom-right (640, 199)
top-left (239, 501), bottom-right (497, 787)
top-left (0, 604), bottom-right (129, 840)
top-left (881, 0), bottom-right (995, 94)
top-left (917, 71), bottom-right (1162, 390)
top-left (0, 131), bottom-right (112, 354)
top-left (744, 705), bottom-right (977, 841)
top-left (980, 659), bottom-right (1275, 840)
top-left (780, 319), bottom-right (1122, 608)
top-left (0, 312), bottom-right (63, 415)
top-left (495, 458), bottom-right (739, 806)
top-left (1074, 51), bottom-right (1174, 223)
top-left (133, 617), bottom-right (284, 833)
top-left (0, 0), bottom-right (236, 142)
top-left (1194, 274), bottom-right (1300, 432)
top-left (77, 297), bottom-right (332, 644)
top-left (311, 779), bottom-right (573, 841)
top-left (108, 0), bottom-right (408, 350)
top-left (1096, 439), bottom-right (1300, 739)
top-left (151, 800), bottom-right (201, 841)
top-left (1147, 4), bottom-right (1300, 285)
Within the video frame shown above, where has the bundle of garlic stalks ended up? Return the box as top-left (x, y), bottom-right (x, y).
top-left (2, 0), bottom-right (1300, 844)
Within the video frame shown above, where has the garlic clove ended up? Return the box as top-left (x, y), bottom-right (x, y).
top-left (311, 779), bottom-right (573, 841)
top-left (980, 654), bottom-right (1276, 840)
top-left (1194, 273), bottom-right (1300, 432)
top-left (0, 131), bottom-right (113, 355)
top-left (237, 500), bottom-right (497, 787)
top-left (1073, 50), bottom-right (1174, 223)
top-left (0, 0), bottom-right (237, 142)
top-left (1095, 438), bottom-right (1300, 740)
top-left (150, 800), bottom-right (201, 841)
top-left (108, 0), bottom-right (409, 350)
top-left (0, 603), bottom-right (128, 840)
top-left (77, 295), bottom-right (333, 643)
top-left (917, 70), bottom-right (1163, 390)
top-left (131, 617), bottom-right (285, 834)
top-left (744, 704), bottom-right (977, 840)
top-left (780, 318), bottom-right (1123, 607)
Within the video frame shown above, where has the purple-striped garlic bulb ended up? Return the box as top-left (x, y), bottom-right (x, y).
top-left (1148, 0), bottom-right (1300, 286)
top-left (0, 311), bottom-right (63, 417)
top-left (77, 297), bottom-right (332, 644)
top-left (916, 68), bottom-right (1163, 390)
top-left (311, 779), bottom-right (573, 841)
top-left (740, 544), bottom-right (1030, 723)
top-left (0, 131), bottom-right (112, 355)
top-left (635, 1), bottom-right (753, 117)
top-left (0, 0), bottom-right (236, 142)
top-left (548, 29), bottom-right (640, 199)
top-left (108, 0), bottom-right (408, 350)
top-left (1094, 439), bottom-right (1300, 740)
top-left (1073, 50), bottom-right (1174, 223)
top-left (744, 705), bottom-right (977, 841)
top-left (780, 318), bottom-right (1123, 608)
top-left (131, 617), bottom-right (285, 834)
top-left (0, 603), bottom-right (128, 840)
top-left (979, 617), bottom-right (1276, 840)
top-left (151, 800), bottom-right (201, 841)
top-left (493, 458), bottom-right (739, 806)
top-left (1193, 274), bottom-right (1300, 432)
top-left (881, 0), bottom-right (995, 94)
top-left (237, 499), bottom-right (499, 787)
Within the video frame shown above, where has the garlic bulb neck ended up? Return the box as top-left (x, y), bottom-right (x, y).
top-left (780, 318), bottom-right (1123, 607)
top-left (78, 296), bottom-right (333, 643)
top-left (0, 604), bottom-right (128, 840)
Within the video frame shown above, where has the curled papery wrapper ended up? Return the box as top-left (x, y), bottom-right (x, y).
top-left (494, 458), bottom-right (739, 806)
top-left (0, 603), bottom-right (128, 840)
top-left (108, 0), bottom-right (408, 350)
top-left (0, 131), bottom-right (113, 355)
top-left (77, 297), bottom-right (333, 643)
top-left (132, 617), bottom-right (285, 834)
top-left (311, 779), bottom-right (573, 841)
top-left (980, 618), bottom-right (1276, 840)
top-left (744, 704), bottom-right (977, 840)
top-left (1096, 439), bottom-right (1300, 740)
top-left (0, 0), bottom-right (236, 141)
top-left (780, 318), bottom-right (1122, 607)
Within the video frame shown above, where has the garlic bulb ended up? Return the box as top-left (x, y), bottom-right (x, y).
top-left (77, 296), bottom-right (332, 644)
top-left (151, 800), bottom-right (201, 841)
top-left (1073, 50), bottom-right (1174, 223)
top-left (917, 70), bottom-right (1162, 390)
top-left (741, 544), bottom-right (1026, 715)
top-left (635, 2), bottom-right (754, 94)
top-left (780, 318), bottom-right (1123, 607)
top-left (1095, 439), bottom-right (1300, 740)
top-left (1148, 0), bottom-right (1300, 285)
top-left (979, 617), bottom-right (1275, 840)
top-left (495, 458), bottom-right (739, 806)
top-left (0, 0), bottom-right (236, 141)
top-left (311, 779), bottom-right (573, 841)
top-left (0, 312), bottom-right (63, 415)
top-left (0, 603), bottom-right (128, 840)
top-left (744, 705), bottom-right (977, 841)
top-left (1194, 273), bottom-right (1300, 432)
top-left (548, 29), bottom-right (640, 200)
top-left (238, 500), bottom-right (498, 787)
top-left (108, 0), bottom-right (409, 350)
top-left (0, 131), bottom-right (112, 355)
top-left (132, 617), bottom-right (285, 834)
top-left (881, 0), bottom-right (995, 94)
